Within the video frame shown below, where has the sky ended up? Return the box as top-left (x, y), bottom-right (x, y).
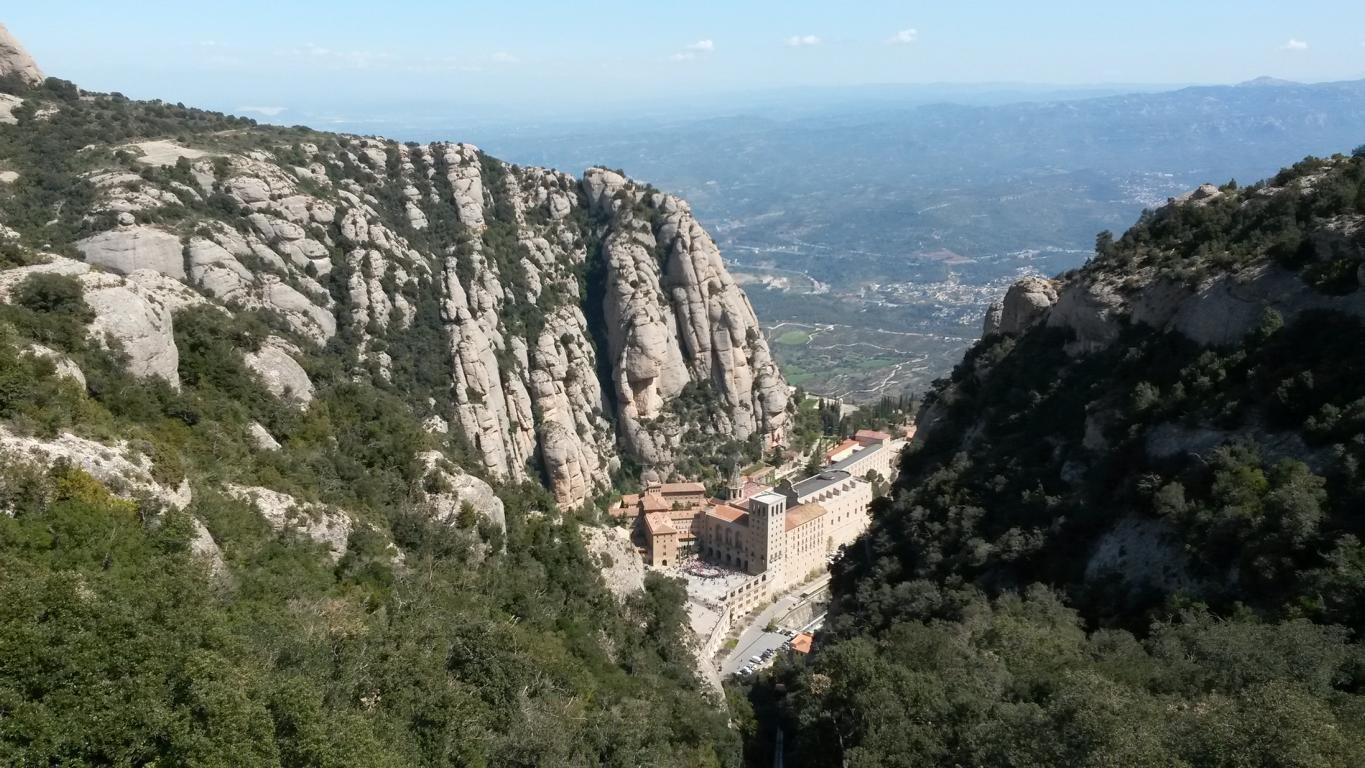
top-left (6, 2), bottom-right (1365, 125)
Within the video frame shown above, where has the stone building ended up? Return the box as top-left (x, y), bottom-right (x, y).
top-left (618, 481), bottom-right (709, 566)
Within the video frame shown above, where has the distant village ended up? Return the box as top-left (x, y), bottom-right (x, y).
top-left (613, 425), bottom-right (913, 662)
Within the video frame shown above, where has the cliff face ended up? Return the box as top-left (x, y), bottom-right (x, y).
top-left (0, 84), bottom-right (788, 507)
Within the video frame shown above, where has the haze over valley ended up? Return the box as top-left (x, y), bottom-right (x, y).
top-left (464, 78), bottom-right (1365, 398)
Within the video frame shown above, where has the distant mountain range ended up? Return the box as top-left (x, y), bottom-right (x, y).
top-left (462, 78), bottom-right (1365, 400)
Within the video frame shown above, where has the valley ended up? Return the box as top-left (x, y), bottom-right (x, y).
top-left (472, 80), bottom-right (1365, 400)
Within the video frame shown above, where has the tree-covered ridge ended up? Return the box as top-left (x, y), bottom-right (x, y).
top-left (1091, 147), bottom-right (1365, 291)
top-left (0, 277), bottom-right (737, 766)
top-left (750, 151), bottom-right (1365, 767)
top-left (0, 80), bottom-right (741, 764)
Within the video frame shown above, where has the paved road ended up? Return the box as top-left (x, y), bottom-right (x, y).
top-left (720, 576), bottom-right (829, 676)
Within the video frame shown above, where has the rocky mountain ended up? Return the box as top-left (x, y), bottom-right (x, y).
top-left (0, 30), bottom-right (748, 767)
top-left (0, 23), bottom-right (42, 89)
top-left (0, 38), bottom-right (787, 511)
top-left (752, 152), bottom-right (1365, 765)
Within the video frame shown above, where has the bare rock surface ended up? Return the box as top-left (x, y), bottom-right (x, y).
top-left (582, 525), bottom-right (646, 600)
top-left (1085, 516), bottom-right (1196, 594)
top-left (225, 483), bottom-right (352, 560)
top-left (417, 451), bottom-right (506, 533)
top-left (0, 425), bottom-right (191, 510)
top-left (983, 276), bottom-right (1058, 336)
top-left (23, 344), bottom-right (85, 389)
top-left (244, 337), bottom-right (314, 405)
top-left (248, 422), bottom-right (281, 451)
top-left (76, 225), bottom-right (186, 280)
top-left (0, 23), bottom-right (42, 86)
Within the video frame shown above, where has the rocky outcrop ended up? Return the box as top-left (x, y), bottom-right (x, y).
top-left (983, 276), bottom-right (1058, 336)
top-left (0, 255), bottom-right (206, 389)
top-left (417, 451), bottom-right (507, 533)
top-left (23, 344), bottom-right (85, 389)
top-left (582, 525), bottom-right (647, 600)
top-left (0, 115), bottom-right (787, 509)
top-left (248, 422), bottom-right (281, 451)
top-left (1085, 516), bottom-right (1196, 594)
top-left (225, 484), bottom-right (352, 560)
top-left (83, 269), bottom-right (205, 388)
top-left (0, 23), bottom-right (42, 87)
top-left (244, 337), bottom-right (314, 405)
top-left (586, 168), bottom-right (790, 469)
top-left (188, 517), bottom-right (228, 579)
top-left (76, 225), bottom-right (186, 280)
top-left (0, 425), bottom-right (191, 510)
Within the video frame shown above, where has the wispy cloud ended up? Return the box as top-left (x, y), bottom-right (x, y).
top-left (491, 51), bottom-right (519, 64)
top-left (238, 106), bottom-right (287, 117)
top-left (888, 28), bottom-right (919, 45)
top-left (285, 42), bottom-right (395, 69)
top-left (786, 34), bottom-right (822, 48)
top-left (671, 39), bottom-right (716, 62)
top-left (1281, 38), bottom-right (1309, 51)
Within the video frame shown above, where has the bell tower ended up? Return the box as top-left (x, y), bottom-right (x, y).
top-left (726, 462), bottom-right (745, 501)
top-left (749, 491), bottom-right (788, 581)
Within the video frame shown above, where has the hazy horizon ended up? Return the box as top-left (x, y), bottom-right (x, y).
top-left (7, 2), bottom-right (1365, 128)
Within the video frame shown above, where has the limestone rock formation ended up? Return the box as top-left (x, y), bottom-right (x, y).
top-left (417, 451), bottom-right (506, 532)
top-left (582, 525), bottom-right (647, 600)
top-left (244, 337), bottom-right (314, 405)
top-left (225, 484), bottom-right (352, 560)
top-left (76, 225), bottom-right (186, 280)
top-left (0, 94), bottom-right (788, 509)
top-left (983, 276), bottom-right (1058, 336)
top-left (0, 23), bottom-right (42, 87)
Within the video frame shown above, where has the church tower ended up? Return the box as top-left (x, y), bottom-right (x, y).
top-left (725, 462), bottom-right (745, 501)
top-left (749, 491), bottom-right (788, 583)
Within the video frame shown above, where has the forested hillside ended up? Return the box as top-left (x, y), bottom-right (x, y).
top-left (751, 149), bottom-right (1365, 766)
top-left (0, 54), bottom-right (750, 766)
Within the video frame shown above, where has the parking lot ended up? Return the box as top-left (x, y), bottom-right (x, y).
top-left (719, 575), bottom-right (829, 677)
top-left (724, 627), bottom-right (797, 676)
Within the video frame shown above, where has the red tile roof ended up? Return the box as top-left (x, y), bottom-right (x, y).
top-left (790, 632), bottom-right (813, 654)
top-left (855, 429), bottom-right (892, 444)
top-left (784, 502), bottom-right (827, 531)
top-left (660, 481), bottom-right (706, 495)
top-left (706, 504), bottom-right (749, 524)
top-left (824, 439), bottom-right (860, 462)
top-left (640, 492), bottom-right (669, 512)
top-left (644, 512), bottom-right (676, 535)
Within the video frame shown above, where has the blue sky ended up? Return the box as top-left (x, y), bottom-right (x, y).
top-left (6, 2), bottom-right (1365, 121)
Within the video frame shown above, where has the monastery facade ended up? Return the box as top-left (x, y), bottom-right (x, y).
top-left (616, 429), bottom-right (904, 612)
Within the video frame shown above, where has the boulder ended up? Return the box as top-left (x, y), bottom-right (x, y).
top-left (75, 225), bottom-right (185, 280)
top-left (418, 452), bottom-right (506, 533)
top-left (248, 422), bottom-right (282, 451)
top-left (0, 23), bottom-right (43, 87)
top-left (244, 337), bottom-right (314, 405)
top-left (984, 276), bottom-right (1058, 336)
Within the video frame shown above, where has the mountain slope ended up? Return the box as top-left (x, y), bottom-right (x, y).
top-left (758, 151), bottom-right (1365, 766)
top-left (0, 35), bottom-right (762, 766)
top-left (0, 76), bottom-right (788, 510)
